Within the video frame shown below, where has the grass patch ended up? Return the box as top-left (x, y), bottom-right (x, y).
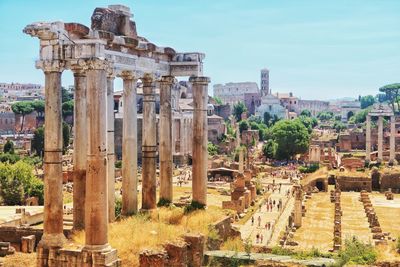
top-left (270, 246), bottom-right (333, 260)
top-left (336, 237), bottom-right (377, 266)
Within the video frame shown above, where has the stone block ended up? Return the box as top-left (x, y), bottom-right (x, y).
top-left (164, 240), bottom-right (187, 267)
top-left (184, 233), bottom-right (205, 267)
top-left (21, 235), bottom-right (35, 253)
top-left (139, 249), bottom-right (167, 267)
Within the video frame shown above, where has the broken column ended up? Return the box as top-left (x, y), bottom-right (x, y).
top-left (142, 74), bottom-right (157, 210)
top-left (390, 115), bottom-right (396, 164)
top-left (71, 66), bottom-right (87, 230)
top-left (107, 70), bottom-right (116, 222)
top-left (37, 61), bottom-right (66, 255)
top-left (293, 184), bottom-right (303, 228)
top-left (84, 58), bottom-right (110, 250)
top-left (121, 71), bottom-right (138, 215)
top-left (377, 116), bottom-right (383, 162)
top-left (238, 147), bottom-right (244, 174)
top-left (365, 115), bottom-right (371, 163)
top-left (190, 76), bottom-right (210, 206)
top-left (159, 76), bottom-right (174, 203)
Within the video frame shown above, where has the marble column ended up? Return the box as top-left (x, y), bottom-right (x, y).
top-left (142, 74), bottom-right (157, 210)
top-left (390, 115), bottom-right (396, 163)
top-left (190, 76), bottom-right (210, 206)
top-left (107, 72), bottom-right (116, 222)
top-left (121, 71), bottom-right (138, 215)
top-left (72, 68), bottom-right (87, 230)
top-left (39, 61), bottom-right (66, 249)
top-left (378, 116), bottom-right (383, 162)
top-left (84, 59), bottom-right (109, 250)
top-left (366, 115), bottom-right (371, 162)
top-left (159, 76), bottom-right (174, 203)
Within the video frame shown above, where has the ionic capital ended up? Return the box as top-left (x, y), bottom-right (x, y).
top-left (36, 60), bottom-right (65, 73)
top-left (159, 76), bottom-right (175, 85)
top-left (119, 70), bottom-right (135, 80)
top-left (142, 73), bottom-right (156, 85)
top-left (189, 76), bottom-right (210, 85)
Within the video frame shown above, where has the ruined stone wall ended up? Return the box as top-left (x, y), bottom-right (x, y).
top-left (336, 176), bottom-right (371, 192)
top-left (380, 173), bottom-right (400, 191)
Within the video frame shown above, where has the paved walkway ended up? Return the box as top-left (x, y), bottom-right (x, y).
top-left (238, 178), bottom-right (293, 247)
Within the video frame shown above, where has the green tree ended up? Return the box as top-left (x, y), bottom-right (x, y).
top-left (11, 101), bottom-right (34, 132)
top-left (360, 95), bottom-right (376, 109)
top-left (213, 96), bottom-right (223, 105)
top-left (3, 140), bottom-right (15, 154)
top-left (262, 140), bottom-right (277, 158)
top-left (32, 127), bottom-right (44, 157)
top-left (333, 121), bottom-right (347, 132)
top-left (297, 116), bottom-right (318, 134)
top-left (233, 102), bottom-right (247, 122)
top-left (62, 100), bottom-right (74, 119)
top-left (271, 120), bottom-right (310, 160)
top-left (62, 87), bottom-right (73, 103)
top-left (62, 122), bottom-right (70, 152)
top-left (31, 100), bottom-right (45, 116)
top-left (239, 120), bottom-right (249, 134)
top-left (317, 111), bottom-right (333, 121)
top-left (300, 109), bottom-right (312, 117)
top-left (263, 112), bottom-right (271, 126)
top-left (379, 83), bottom-right (400, 113)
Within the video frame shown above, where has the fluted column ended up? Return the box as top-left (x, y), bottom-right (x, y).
top-left (366, 115), bottom-right (371, 162)
top-left (142, 74), bottom-right (157, 210)
top-left (72, 67), bottom-right (87, 230)
top-left (121, 71), bottom-right (138, 215)
top-left (378, 116), bottom-right (383, 162)
top-left (159, 76), bottom-right (174, 203)
top-left (190, 76), bottom-right (210, 206)
top-left (84, 59), bottom-right (109, 250)
top-left (107, 71), bottom-right (116, 222)
top-left (390, 115), bottom-right (396, 163)
top-left (38, 60), bottom-right (66, 249)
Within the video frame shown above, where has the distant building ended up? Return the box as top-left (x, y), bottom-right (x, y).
top-left (256, 94), bottom-right (287, 119)
top-left (340, 101), bottom-right (361, 122)
top-left (275, 92), bottom-right (299, 114)
top-left (298, 100), bottom-right (329, 116)
top-left (0, 83), bottom-right (44, 101)
top-left (213, 82), bottom-right (259, 106)
top-left (260, 69), bottom-right (270, 96)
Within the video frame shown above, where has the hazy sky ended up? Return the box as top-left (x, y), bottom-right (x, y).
top-left (0, 0), bottom-right (399, 100)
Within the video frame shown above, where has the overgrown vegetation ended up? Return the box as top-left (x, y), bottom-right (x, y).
top-left (207, 142), bottom-right (219, 156)
top-left (336, 237), bottom-right (377, 266)
top-left (184, 200), bottom-right (206, 214)
top-left (270, 246), bottom-right (333, 260)
top-left (299, 163), bottom-right (320, 173)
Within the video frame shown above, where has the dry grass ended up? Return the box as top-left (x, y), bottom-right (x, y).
top-left (220, 237), bottom-right (245, 252)
top-left (71, 206), bottom-right (226, 266)
top-left (2, 252), bottom-right (36, 267)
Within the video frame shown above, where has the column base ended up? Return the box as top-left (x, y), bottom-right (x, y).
top-left (38, 233), bottom-right (66, 248)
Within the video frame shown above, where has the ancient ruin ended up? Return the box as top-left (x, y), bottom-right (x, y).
top-left (23, 4), bottom-right (209, 266)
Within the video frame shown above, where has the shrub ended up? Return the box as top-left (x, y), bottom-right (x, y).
top-left (3, 140), bottom-right (14, 154)
top-left (184, 200), bottom-right (205, 214)
top-left (299, 163), bottom-right (319, 173)
top-left (115, 160), bottom-right (122, 169)
top-left (337, 237), bottom-right (377, 266)
top-left (115, 197), bottom-right (122, 218)
top-left (157, 197), bottom-right (172, 207)
top-left (0, 153), bottom-right (20, 164)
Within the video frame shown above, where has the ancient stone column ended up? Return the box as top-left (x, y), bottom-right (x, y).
top-left (366, 115), bottom-right (371, 162)
top-left (390, 115), bottom-right (396, 163)
top-left (159, 76), bottom-right (174, 203)
top-left (121, 71), bottom-right (138, 215)
top-left (107, 72), bottom-right (116, 222)
top-left (190, 76), bottom-right (210, 206)
top-left (72, 67), bottom-right (87, 231)
top-left (293, 184), bottom-right (303, 228)
top-left (239, 147), bottom-right (244, 174)
top-left (38, 61), bottom-right (66, 250)
top-left (142, 74), bottom-right (157, 210)
top-left (84, 59), bottom-right (110, 250)
top-left (378, 116), bottom-right (383, 162)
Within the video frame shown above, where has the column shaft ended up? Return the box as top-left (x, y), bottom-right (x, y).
top-left (159, 76), bottom-right (174, 202)
top-left (40, 71), bottom-right (66, 247)
top-left (122, 74), bottom-right (138, 215)
top-left (378, 116), bottom-right (383, 162)
top-left (366, 115), bottom-right (371, 162)
top-left (107, 76), bottom-right (116, 222)
top-left (190, 76), bottom-right (210, 206)
top-left (142, 74), bottom-right (157, 210)
top-left (390, 115), bottom-right (396, 162)
top-left (85, 65), bottom-right (109, 249)
top-left (72, 71), bottom-right (87, 230)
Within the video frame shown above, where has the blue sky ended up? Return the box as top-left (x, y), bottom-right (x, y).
top-left (0, 0), bottom-right (399, 100)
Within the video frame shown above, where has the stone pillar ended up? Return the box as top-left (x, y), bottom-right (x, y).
top-left (293, 184), bottom-right (303, 228)
top-left (72, 68), bottom-right (87, 230)
top-left (238, 147), bottom-right (244, 174)
top-left (84, 59), bottom-right (109, 250)
top-left (190, 76), bottom-right (210, 206)
top-left (365, 115), bottom-right (371, 162)
top-left (378, 116), bottom-right (383, 162)
top-left (390, 115), bottom-right (396, 163)
top-left (159, 76), bottom-right (174, 203)
top-left (142, 74), bottom-right (157, 210)
top-left (121, 71), bottom-right (138, 215)
top-left (38, 61), bottom-right (66, 250)
top-left (107, 72), bottom-right (116, 222)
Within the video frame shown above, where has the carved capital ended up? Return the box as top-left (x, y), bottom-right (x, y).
top-left (36, 60), bottom-right (65, 73)
top-left (119, 70), bottom-right (135, 80)
top-left (159, 75), bottom-right (175, 85)
top-left (189, 76), bottom-right (210, 85)
top-left (70, 59), bottom-right (89, 77)
top-left (142, 73), bottom-right (155, 85)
